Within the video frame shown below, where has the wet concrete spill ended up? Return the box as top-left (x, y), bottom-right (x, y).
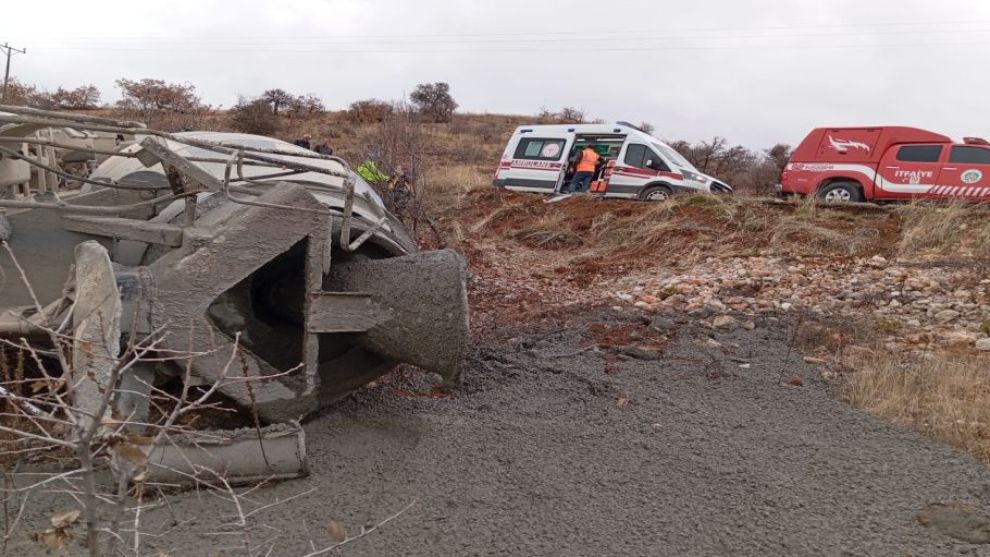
top-left (14, 308), bottom-right (990, 556)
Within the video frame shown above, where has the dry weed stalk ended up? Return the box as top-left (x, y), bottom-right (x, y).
top-left (0, 245), bottom-right (306, 556)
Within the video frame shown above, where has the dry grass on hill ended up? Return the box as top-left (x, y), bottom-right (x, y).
top-left (450, 190), bottom-right (905, 272)
top-left (843, 348), bottom-right (990, 465)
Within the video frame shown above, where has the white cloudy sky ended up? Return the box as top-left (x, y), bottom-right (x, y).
top-left (4, 0), bottom-right (989, 147)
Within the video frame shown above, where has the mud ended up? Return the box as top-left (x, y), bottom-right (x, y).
top-left (11, 308), bottom-right (990, 556)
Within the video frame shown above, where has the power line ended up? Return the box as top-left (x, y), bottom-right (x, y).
top-left (17, 21), bottom-right (990, 53)
top-left (1, 43), bottom-right (27, 103)
top-left (21, 38), bottom-right (990, 55)
top-left (13, 17), bottom-right (990, 42)
top-left (25, 25), bottom-right (990, 48)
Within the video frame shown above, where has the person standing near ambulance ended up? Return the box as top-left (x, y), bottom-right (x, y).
top-left (566, 144), bottom-right (602, 194)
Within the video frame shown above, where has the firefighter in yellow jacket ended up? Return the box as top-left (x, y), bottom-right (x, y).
top-left (565, 145), bottom-right (602, 194)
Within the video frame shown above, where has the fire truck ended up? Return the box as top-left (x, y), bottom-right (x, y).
top-left (778, 127), bottom-right (990, 202)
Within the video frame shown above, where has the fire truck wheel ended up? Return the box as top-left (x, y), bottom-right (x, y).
top-left (817, 182), bottom-right (863, 203)
top-left (641, 185), bottom-right (673, 202)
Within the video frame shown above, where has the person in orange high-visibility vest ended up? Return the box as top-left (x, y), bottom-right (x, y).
top-left (565, 145), bottom-right (602, 194)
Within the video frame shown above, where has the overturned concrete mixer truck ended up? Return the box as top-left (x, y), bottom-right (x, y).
top-left (0, 105), bottom-right (469, 483)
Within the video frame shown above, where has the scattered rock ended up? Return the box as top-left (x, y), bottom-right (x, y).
top-left (934, 309), bottom-right (961, 324)
top-left (617, 346), bottom-right (662, 361)
top-left (605, 254), bottom-right (990, 353)
top-left (783, 375), bottom-right (805, 387)
top-left (712, 315), bottom-right (738, 330)
top-left (976, 339), bottom-right (990, 352)
top-left (868, 255), bottom-right (888, 268)
top-left (650, 317), bottom-right (677, 331)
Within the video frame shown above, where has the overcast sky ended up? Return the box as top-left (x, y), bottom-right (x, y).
top-left (4, 0), bottom-right (990, 147)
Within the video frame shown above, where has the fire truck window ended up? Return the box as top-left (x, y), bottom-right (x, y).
top-left (514, 138), bottom-right (566, 161)
top-left (896, 145), bottom-right (943, 163)
top-left (950, 146), bottom-right (990, 165)
top-left (624, 144), bottom-right (648, 168)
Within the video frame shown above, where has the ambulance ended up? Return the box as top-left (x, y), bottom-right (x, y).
top-left (779, 127), bottom-right (990, 202)
top-left (493, 123), bottom-right (733, 200)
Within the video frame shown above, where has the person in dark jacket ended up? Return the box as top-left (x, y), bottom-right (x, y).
top-left (293, 134), bottom-right (312, 150)
top-left (313, 136), bottom-right (334, 156)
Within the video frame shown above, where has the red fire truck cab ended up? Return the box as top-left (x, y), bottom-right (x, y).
top-left (778, 127), bottom-right (990, 202)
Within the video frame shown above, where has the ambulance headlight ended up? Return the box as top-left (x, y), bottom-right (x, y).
top-left (681, 170), bottom-right (709, 184)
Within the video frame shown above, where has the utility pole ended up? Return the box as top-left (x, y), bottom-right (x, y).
top-left (1, 43), bottom-right (27, 103)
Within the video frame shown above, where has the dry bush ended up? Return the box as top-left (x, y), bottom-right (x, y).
top-left (410, 82), bottom-right (458, 123)
top-left (115, 78), bottom-right (200, 113)
top-left (769, 218), bottom-right (872, 255)
top-left (536, 107), bottom-right (585, 124)
top-left (229, 96), bottom-right (280, 135)
top-left (260, 88), bottom-right (294, 115)
top-left (420, 165), bottom-right (488, 214)
top-left (512, 212), bottom-right (586, 249)
top-left (285, 93), bottom-right (325, 118)
top-left (896, 202), bottom-right (990, 259)
top-left (667, 193), bottom-right (737, 220)
top-left (346, 100), bottom-right (394, 124)
top-left (1, 79), bottom-right (101, 110)
top-left (843, 349), bottom-right (990, 464)
top-left (49, 85), bottom-right (101, 110)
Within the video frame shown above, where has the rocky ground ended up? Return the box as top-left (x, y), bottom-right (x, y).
top-left (609, 254), bottom-right (990, 353)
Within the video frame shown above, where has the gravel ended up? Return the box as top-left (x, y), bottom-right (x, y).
top-left (11, 309), bottom-right (990, 556)
top-left (610, 255), bottom-right (990, 352)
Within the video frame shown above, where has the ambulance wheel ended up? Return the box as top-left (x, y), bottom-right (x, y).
top-left (817, 182), bottom-right (863, 203)
top-left (641, 185), bottom-right (673, 201)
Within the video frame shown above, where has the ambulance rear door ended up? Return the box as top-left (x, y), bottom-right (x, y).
top-left (495, 132), bottom-right (573, 194)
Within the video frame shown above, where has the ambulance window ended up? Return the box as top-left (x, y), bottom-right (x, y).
top-left (624, 144), bottom-right (670, 171)
top-left (514, 138), bottom-right (566, 161)
top-left (950, 146), bottom-right (990, 165)
top-left (896, 145), bottom-right (943, 163)
top-left (624, 144), bottom-right (647, 167)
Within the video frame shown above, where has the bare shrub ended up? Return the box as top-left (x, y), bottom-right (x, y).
top-left (410, 82), bottom-right (458, 123)
top-left (113, 79), bottom-right (205, 131)
top-left (558, 107), bottom-right (585, 123)
top-left (260, 88), bottom-right (294, 115)
top-left (115, 78), bottom-right (200, 113)
top-left (668, 138), bottom-right (792, 195)
top-left (50, 85), bottom-right (101, 110)
top-left (347, 99), bottom-right (394, 124)
top-left (1, 79), bottom-right (101, 110)
top-left (230, 96), bottom-right (280, 135)
top-left (364, 102), bottom-right (446, 244)
top-left (286, 93), bottom-right (325, 118)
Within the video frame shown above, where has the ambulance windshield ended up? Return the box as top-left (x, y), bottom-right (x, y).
top-left (653, 143), bottom-right (698, 172)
